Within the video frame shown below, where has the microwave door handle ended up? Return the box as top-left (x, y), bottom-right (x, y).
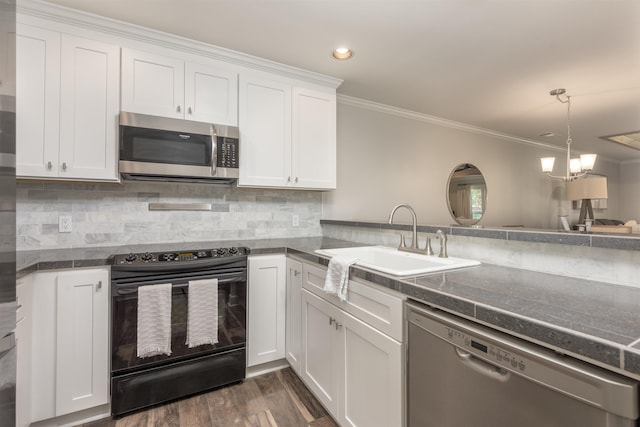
top-left (210, 126), bottom-right (217, 176)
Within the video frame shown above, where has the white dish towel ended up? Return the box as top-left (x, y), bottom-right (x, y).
top-left (324, 256), bottom-right (359, 302)
top-left (137, 283), bottom-right (172, 358)
top-left (186, 278), bottom-right (219, 348)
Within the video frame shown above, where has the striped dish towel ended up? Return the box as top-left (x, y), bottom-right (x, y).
top-left (137, 283), bottom-right (172, 358)
top-left (187, 278), bottom-right (219, 348)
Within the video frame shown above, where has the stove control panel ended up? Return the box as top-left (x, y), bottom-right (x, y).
top-left (113, 247), bottom-right (247, 265)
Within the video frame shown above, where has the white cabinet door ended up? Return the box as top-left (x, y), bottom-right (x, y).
top-left (285, 258), bottom-right (303, 373)
top-left (30, 271), bottom-right (59, 422)
top-left (247, 254), bottom-right (287, 367)
top-left (121, 48), bottom-right (184, 119)
top-left (339, 312), bottom-right (403, 427)
top-left (55, 268), bottom-right (110, 416)
top-left (300, 289), bottom-right (341, 416)
top-left (238, 75), bottom-right (292, 187)
top-left (16, 274), bottom-right (33, 427)
top-left (292, 87), bottom-right (336, 189)
top-left (59, 35), bottom-right (119, 181)
top-left (16, 24), bottom-right (60, 177)
top-left (185, 61), bottom-right (238, 125)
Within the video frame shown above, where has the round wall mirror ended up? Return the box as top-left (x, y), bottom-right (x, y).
top-left (447, 163), bottom-right (487, 226)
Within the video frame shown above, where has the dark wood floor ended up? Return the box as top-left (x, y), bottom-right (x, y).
top-left (81, 368), bottom-right (338, 427)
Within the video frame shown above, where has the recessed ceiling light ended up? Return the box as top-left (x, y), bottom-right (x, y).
top-left (600, 131), bottom-right (640, 151)
top-left (332, 47), bottom-right (353, 60)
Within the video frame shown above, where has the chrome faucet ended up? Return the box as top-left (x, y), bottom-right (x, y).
top-left (387, 203), bottom-right (448, 257)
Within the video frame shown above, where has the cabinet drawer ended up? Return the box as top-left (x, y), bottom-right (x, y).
top-left (302, 262), bottom-right (404, 341)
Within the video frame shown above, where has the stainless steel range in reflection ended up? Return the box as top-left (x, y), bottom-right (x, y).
top-left (110, 246), bottom-right (248, 416)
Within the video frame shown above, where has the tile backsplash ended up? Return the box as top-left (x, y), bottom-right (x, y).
top-left (17, 181), bottom-right (322, 250)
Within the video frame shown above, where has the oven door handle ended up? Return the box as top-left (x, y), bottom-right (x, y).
top-left (115, 275), bottom-right (243, 295)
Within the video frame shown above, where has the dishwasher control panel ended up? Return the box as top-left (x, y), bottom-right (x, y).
top-left (446, 327), bottom-right (528, 373)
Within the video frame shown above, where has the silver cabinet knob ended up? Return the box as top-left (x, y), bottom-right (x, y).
top-left (187, 107), bottom-right (192, 115)
top-left (287, 176), bottom-right (291, 183)
top-left (62, 162), bottom-right (67, 171)
top-left (295, 177), bottom-right (299, 183)
top-left (47, 161), bottom-right (52, 170)
top-left (177, 105), bottom-right (181, 113)
top-left (96, 281), bottom-right (102, 291)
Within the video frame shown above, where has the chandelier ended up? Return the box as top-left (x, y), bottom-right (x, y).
top-left (540, 89), bottom-right (597, 182)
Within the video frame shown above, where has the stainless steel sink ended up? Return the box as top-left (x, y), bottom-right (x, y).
top-left (315, 246), bottom-right (480, 276)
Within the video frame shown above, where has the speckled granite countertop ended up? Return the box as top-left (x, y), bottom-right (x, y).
top-left (17, 237), bottom-right (640, 381)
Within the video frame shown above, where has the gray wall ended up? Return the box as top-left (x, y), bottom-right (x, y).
top-left (620, 160), bottom-right (640, 221)
top-left (17, 181), bottom-right (322, 250)
top-left (323, 99), bottom-right (624, 229)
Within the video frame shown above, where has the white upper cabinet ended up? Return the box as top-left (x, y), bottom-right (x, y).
top-left (121, 48), bottom-right (238, 125)
top-left (239, 76), bottom-right (292, 187)
top-left (16, 24), bottom-right (60, 178)
top-left (59, 35), bottom-right (119, 180)
top-left (238, 74), bottom-right (337, 190)
top-left (16, 24), bottom-right (119, 181)
top-left (292, 87), bottom-right (337, 189)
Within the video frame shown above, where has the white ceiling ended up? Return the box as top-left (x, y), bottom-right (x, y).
top-left (44, 0), bottom-right (640, 161)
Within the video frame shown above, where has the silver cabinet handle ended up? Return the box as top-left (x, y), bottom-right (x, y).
top-left (294, 270), bottom-right (300, 276)
top-left (187, 107), bottom-right (192, 115)
top-left (329, 317), bottom-right (335, 326)
top-left (287, 176), bottom-right (291, 183)
top-left (335, 322), bottom-right (342, 331)
top-left (96, 280), bottom-right (102, 291)
top-left (62, 162), bottom-right (67, 171)
top-left (294, 177), bottom-right (299, 183)
top-left (47, 161), bottom-right (52, 170)
top-left (176, 105), bottom-right (181, 113)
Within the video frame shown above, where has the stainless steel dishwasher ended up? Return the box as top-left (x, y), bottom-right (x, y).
top-left (406, 300), bottom-right (639, 427)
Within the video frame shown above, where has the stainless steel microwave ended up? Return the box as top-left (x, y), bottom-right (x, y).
top-left (119, 112), bottom-right (239, 183)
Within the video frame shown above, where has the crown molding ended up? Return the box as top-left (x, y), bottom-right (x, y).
top-left (17, 0), bottom-right (343, 89)
top-left (337, 94), bottom-right (567, 153)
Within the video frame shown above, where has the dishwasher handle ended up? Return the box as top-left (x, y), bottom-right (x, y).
top-left (455, 347), bottom-right (511, 382)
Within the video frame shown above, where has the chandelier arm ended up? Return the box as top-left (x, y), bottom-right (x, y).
top-left (545, 172), bottom-right (571, 182)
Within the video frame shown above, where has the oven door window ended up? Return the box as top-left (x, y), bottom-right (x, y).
top-left (112, 275), bottom-right (246, 374)
top-left (120, 126), bottom-right (213, 167)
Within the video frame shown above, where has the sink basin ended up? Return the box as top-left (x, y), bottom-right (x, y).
top-left (315, 246), bottom-right (480, 277)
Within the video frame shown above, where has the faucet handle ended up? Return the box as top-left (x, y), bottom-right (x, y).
top-left (437, 229), bottom-right (448, 258)
top-left (398, 233), bottom-right (407, 248)
top-left (425, 237), bottom-right (434, 256)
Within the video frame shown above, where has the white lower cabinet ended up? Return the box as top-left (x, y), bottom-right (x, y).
top-left (299, 261), bottom-right (404, 427)
top-left (16, 274), bottom-right (33, 427)
top-left (285, 258), bottom-right (303, 374)
top-left (301, 289), bottom-right (342, 415)
top-left (340, 304), bottom-right (403, 427)
top-left (247, 254), bottom-right (287, 367)
top-left (30, 267), bottom-right (110, 422)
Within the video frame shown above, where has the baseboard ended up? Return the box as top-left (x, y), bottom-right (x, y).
top-left (246, 359), bottom-right (289, 378)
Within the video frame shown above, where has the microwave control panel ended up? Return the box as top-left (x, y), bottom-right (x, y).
top-left (218, 137), bottom-right (239, 168)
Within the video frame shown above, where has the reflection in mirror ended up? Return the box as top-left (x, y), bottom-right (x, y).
top-left (447, 164), bottom-right (487, 226)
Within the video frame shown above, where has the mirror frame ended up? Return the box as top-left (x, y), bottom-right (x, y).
top-left (446, 163), bottom-right (487, 226)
